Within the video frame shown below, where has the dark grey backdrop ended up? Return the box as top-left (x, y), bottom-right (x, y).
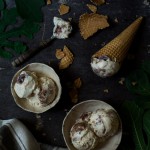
top-left (0, 0), bottom-right (149, 148)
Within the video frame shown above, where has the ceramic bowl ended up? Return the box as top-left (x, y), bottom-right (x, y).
top-left (11, 63), bottom-right (62, 113)
top-left (62, 100), bottom-right (122, 150)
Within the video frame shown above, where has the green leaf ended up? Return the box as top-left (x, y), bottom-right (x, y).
top-left (126, 70), bottom-right (150, 96)
top-left (0, 0), bottom-right (4, 11)
top-left (140, 61), bottom-right (150, 75)
top-left (0, 21), bottom-right (40, 40)
top-left (20, 21), bottom-right (40, 38)
top-left (0, 40), bottom-right (27, 54)
top-left (123, 101), bottom-right (146, 150)
top-left (13, 42), bottom-right (26, 53)
top-left (0, 49), bottom-right (12, 58)
top-left (15, 0), bottom-right (45, 22)
top-left (143, 110), bottom-right (150, 150)
top-left (0, 8), bottom-right (18, 32)
top-left (135, 96), bottom-right (150, 110)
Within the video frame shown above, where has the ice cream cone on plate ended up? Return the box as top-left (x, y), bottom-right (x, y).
top-left (91, 17), bottom-right (143, 78)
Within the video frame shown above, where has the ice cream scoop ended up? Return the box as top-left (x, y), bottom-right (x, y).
top-left (91, 17), bottom-right (143, 77)
top-left (12, 17), bottom-right (72, 67)
top-left (27, 76), bottom-right (57, 107)
top-left (91, 56), bottom-right (120, 78)
top-left (14, 71), bottom-right (37, 98)
top-left (88, 109), bottom-right (120, 138)
top-left (70, 122), bottom-right (98, 150)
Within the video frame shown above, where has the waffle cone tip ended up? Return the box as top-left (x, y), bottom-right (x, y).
top-left (92, 17), bottom-right (143, 63)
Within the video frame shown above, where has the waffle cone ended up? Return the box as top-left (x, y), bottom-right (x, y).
top-left (92, 17), bottom-right (143, 63)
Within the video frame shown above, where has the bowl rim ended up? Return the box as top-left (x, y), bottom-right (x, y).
top-left (62, 100), bottom-right (122, 150)
top-left (11, 63), bottom-right (62, 113)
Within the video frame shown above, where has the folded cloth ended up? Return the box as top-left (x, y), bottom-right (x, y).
top-left (0, 119), bottom-right (67, 150)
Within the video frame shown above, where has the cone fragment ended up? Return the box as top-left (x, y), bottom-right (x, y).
top-left (92, 17), bottom-right (143, 63)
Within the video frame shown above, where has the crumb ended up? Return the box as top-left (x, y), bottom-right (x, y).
top-left (119, 77), bottom-right (125, 85)
top-left (54, 138), bottom-right (57, 141)
top-left (0, 67), bottom-right (5, 70)
top-left (69, 78), bottom-right (82, 103)
top-left (35, 114), bottom-right (41, 119)
top-left (147, 45), bottom-right (150, 53)
top-left (127, 54), bottom-right (135, 60)
top-left (49, 117), bottom-right (51, 120)
top-left (42, 133), bottom-right (46, 136)
top-left (64, 109), bottom-right (68, 112)
top-left (103, 89), bottom-right (109, 93)
top-left (58, 0), bottom-right (68, 4)
top-left (101, 42), bottom-right (106, 47)
top-left (131, 82), bottom-right (137, 86)
top-left (68, 18), bottom-right (72, 21)
top-left (69, 88), bottom-right (78, 103)
top-left (90, 0), bottom-right (105, 5)
top-left (106, 2), bottom-right (110, 5)
top-left (114, 18), bottom-right (119, 23)
top-left (47, 0), bottom-right (51, 5)
top-left (35, 114), bottom-right (43, 130)
top-left (73, 12), bottom-right (76, 16)
top-left (55, 49), bottom-right (65, 59)
top-left (86, 4), bottom-right (97, 13)
top-left (143, 0), bottom-right (150, 6)
top-left (59, 4), bottom-right (70, 15)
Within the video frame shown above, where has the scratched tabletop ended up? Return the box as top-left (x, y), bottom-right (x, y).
top-left (0, 0), bottom-right (150, 148)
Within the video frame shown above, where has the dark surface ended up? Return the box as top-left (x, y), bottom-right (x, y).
top-left (0, 0), bottom-right (150, 148)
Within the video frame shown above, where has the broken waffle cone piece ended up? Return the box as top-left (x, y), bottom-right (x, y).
top-left (79, 13), bottom-right (109, 39)
top-left (74, 78), bottom-right (82, 89)
top-left (86, 4), bottom-right (97, 13)
top-left (59, 4), bottom-right (70, 15)
top-left (69, 78), bottom-right (82, 103)
top-left (47, 0), bottom-right (51, 5)
top-left (59, 45), bottom-right (74, 69)
top-left (92, 17), bottom-right (143, 63)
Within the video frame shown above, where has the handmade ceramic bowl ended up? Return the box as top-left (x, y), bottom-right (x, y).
top-left (11, 63), bottom-right (62, 113)
top-left (62, 100), bottom-right (122, 150)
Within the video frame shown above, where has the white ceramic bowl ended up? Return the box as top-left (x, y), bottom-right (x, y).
top-left (62, 100), bottom-right (122, 150)
top-left (11, 63), bottom-right (62, 113)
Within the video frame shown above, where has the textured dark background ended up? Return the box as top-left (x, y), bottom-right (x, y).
top-left (0, 0), bottom-right (150, 148)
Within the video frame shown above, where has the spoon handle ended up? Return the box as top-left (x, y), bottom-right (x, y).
top-left (11, 36), bottom-right (55, 67)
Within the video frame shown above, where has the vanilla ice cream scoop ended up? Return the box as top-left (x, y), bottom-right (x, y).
top-left (14, 71), bottom-right (37, 98)
top-left (88, 109), bottom-right (120, 138)
top-left (53, 17), bottom-right (72, 39)
top-left (70, 122), bottom-right (98, 150)
top-left (27, 76), bottom-right (57, 107)
top-left (91, 56), bottom-right (120, 78)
